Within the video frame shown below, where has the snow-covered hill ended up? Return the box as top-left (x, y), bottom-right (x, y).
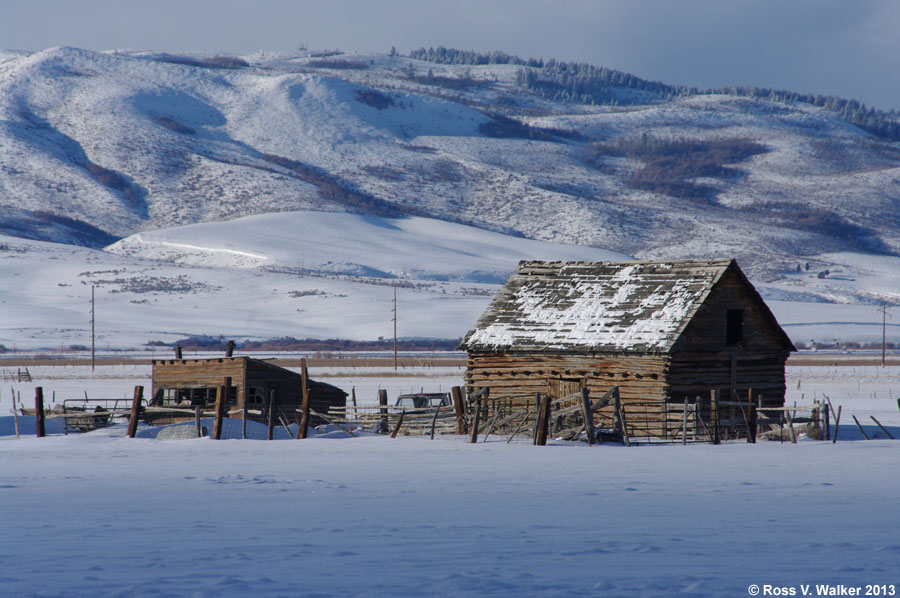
top-left (105, 211), bottom-right (628, 282)
top-left (0, 212), bottom-right (629, 350)
top-left (0, 46), bottom-right (898, 349)
top-left (1, 48), bottom-right (898, 289)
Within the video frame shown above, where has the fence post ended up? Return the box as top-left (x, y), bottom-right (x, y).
top-left (127, 385), bottom-right (143, 438)
top-left (35, 387), bottom-right (46, 438)
top-left (612, 387), bottom-right (630, 446)
top-left (195, 406), bottom-right (202, 438)
top-left (746, 388), bottom-right (756, 444)
top-left (451, 386), bottom-right (466, 435)
top-left (832, 405), bottom-right (842, 443)
top-left (534, 394), bottom-right (552, 446)
top-left (378, 389), bottom-right (388, 417)
top-left (710, 389), bottom-right (720, 445)
top-left (391, 410), bottom-right (405, 438)
top-left (12, 387), bottom-right (20, 439)
top-left (430, 405), bottom-right (441, 440)
top-left (747, 403), bottom-right (757, 444)
top-left (784, 409), bottom-right (798, 443)
top-left (469, 396), bottom-right (481, 444)
top-left (298, 358), bottom-right (311, 439)
top-left (242, 398), bottom-right (247, 439)
top-left (581, 387), bottom-right (594, 446)
top-left (212, 377), bottom-right (229, 440)
top-left (267, 390), bottom-right (275, 440)
top-left (871, 416), bottom-right (894, 439)
top-left (682, 398), bottom-right (688, 445)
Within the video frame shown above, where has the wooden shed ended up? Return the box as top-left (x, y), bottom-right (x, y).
top-left (459, 259), bottom-right (795, 438)
top-left (150, 356), bottom-right (347, 426)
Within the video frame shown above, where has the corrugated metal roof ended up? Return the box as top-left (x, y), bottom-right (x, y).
top-left (461, 259), bottom-right (735, 354)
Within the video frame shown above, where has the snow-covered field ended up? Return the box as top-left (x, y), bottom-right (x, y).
top-left (1, 361), bottom-right (898, 597)
top-left (2, 227), bottom-right (897, 352)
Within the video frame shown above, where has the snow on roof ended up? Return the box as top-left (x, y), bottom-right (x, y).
top-left (461, 259), bottom-right (735, 354)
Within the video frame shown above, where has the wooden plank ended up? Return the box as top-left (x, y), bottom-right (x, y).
top-left (784, 409), bottom-right (797, 443)
top-left (832, 405), bottom-right (842, 443)
top-left (430, 405), bottom-right (441, 440)
top-left (506, 407), bottom-right (531, 444)
top-left (391, 409), bottom-right (405, 438)
top-left (852, 415), bottom-right (869, 440)
top-left (307, 408), bottom-right (356, 438)
top-left (870, 416), bottom-right (894, 439)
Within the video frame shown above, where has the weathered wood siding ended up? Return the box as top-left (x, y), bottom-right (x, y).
top-left (151, 357), bottom-right (347, 425)
top-left (152, 358), bottom-right (248, 406)
top-left (465, 352), bottom-right (672, 436)
top-left (670, 266), bottom-right (790, 406)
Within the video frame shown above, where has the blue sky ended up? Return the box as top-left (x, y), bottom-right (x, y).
top-left (3, 0), bottom-right (899, 110)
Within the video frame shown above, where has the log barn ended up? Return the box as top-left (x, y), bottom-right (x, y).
top-left (150, 356), bottom-right (347, 426)
top-left (459, 259), bottom-right (795, 438)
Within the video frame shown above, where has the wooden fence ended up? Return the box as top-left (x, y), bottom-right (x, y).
top-left (16, 384), bottom-right (886, 445)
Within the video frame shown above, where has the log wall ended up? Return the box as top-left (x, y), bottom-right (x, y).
top-left (465, 352), bottom-right (672, 437)
top-left (151, 357), bottom-right (346, 426)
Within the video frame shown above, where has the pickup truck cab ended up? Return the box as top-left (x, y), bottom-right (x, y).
top-left (394, 392), bottom-right (451, 409)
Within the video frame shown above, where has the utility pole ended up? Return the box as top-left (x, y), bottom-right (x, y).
top-left (91, 284), bottom-right (96, 372)
top-left (392, 287), bottom-right (398, 371)
top-left (878, 303), bottom-right (892, 367)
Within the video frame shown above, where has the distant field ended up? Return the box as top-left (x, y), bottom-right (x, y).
top-left (0, 355), bottom-right (467, 368)
top-left (1, 352), bottom-right (897, 368)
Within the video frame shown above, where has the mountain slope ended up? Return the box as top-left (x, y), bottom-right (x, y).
top-left (1, 46), bottom-right (898, 306)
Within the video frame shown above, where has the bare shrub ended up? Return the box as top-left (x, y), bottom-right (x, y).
top-left (154, 116), bottom-right (195, 135)
top-left (308, 59), bottom-right (367, 70)
top-left (581, 136), bottom-right (767, 201)
top-left (479, 113), bottom-right (582, 142)
top-left (356, 89), bottom-right (394, 110)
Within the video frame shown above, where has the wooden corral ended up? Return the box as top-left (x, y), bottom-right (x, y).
top-left (150, 356), bottom-right (346, 426)
top-left (459, 259), bottom-right (796, 440)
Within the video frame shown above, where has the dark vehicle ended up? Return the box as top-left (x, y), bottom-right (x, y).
top-left (394, 392), bottom-right (451, 409)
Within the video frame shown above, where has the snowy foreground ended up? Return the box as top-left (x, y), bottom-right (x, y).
top-left (1, 363), bottom-right (899, 598)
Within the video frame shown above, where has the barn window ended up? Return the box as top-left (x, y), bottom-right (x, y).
top-left (161, 386), bottom-right (236, 406)
top-left (247, 386), bottom-right (266, 405)
top-left (726, 309), bottom-right (744, 345)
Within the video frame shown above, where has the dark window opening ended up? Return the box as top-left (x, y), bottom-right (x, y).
top-left (726, 309), bottom-right (744, 346)
top-left (161, 386), bottom-right (237, 406)
top-left (247, 385), bottom-right (266, 405)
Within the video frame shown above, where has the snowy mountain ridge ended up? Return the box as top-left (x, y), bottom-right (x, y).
top-left (1, 48), bottom-right (898, 284)
top-left (0, 46), bottom-right (899, 350)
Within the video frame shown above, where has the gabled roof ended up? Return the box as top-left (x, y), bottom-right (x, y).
top-left (460, 259), bottom-right (739, 354)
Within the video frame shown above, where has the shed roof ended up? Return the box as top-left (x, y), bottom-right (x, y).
top-left (460, 259), bottom-right (745, 354)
